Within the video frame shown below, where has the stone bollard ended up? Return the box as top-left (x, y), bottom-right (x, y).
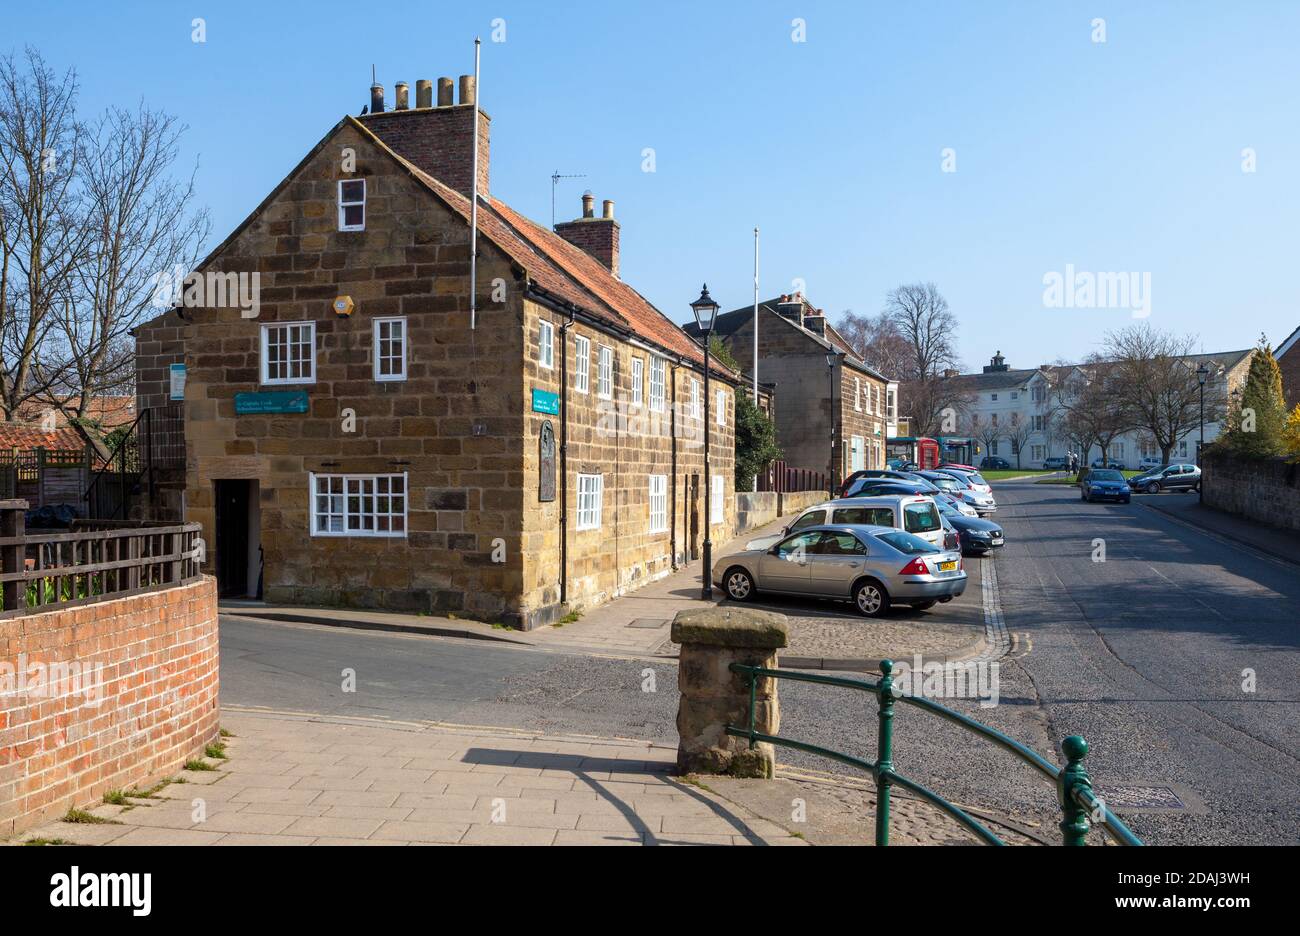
top-left (672, 606), bottom-right (789, 779)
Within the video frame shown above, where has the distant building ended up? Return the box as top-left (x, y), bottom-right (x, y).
top-left (685, 294), bottom-right (898, 486)
top-left (946, 349), bottom-right (1253, 467)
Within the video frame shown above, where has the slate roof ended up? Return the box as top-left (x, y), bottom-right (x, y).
top-left (684, 297), bottom-right (891, 382)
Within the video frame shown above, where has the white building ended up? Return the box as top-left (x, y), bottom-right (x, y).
top-left (944, 350), bottom-right (1254, 468)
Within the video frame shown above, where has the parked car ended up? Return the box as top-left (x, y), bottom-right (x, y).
top-left (933, 468), bottom-right (997, 514)
top-left (1042, 457), bottom-right (1070, 470)
top-left (933, 499), bottom-right (1005, 555)
top-left (713, 524), bottom-right (967, 617)
top-left (1137, 456), bottom-right (1165, 471)
top-left (843, 477), bottom-right (936, 498)
top-left (978, 456), bottom-right (1011, 470)
top-left (916, 471), bottom-right (981, 516)
top-left (1128, 463), bottom-right (1201, 494)
top-left (839, 469), bottom-right (933, 498)
top-left (938, 462), bottom-right (978, 473)
top-left (1080, 468), bottom-right (1132, 503)
top-left (1090, 458), bottom-right (1127, 470)
top-left (786, 495), bottom-right (947, 549)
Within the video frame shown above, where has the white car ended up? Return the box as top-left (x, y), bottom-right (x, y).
top-left (1138, 456), bottom-right (1164, 471)
top-left (937, 469), bottom-right (997, 514)
top-left (786, 495), bottom-right (947, 549)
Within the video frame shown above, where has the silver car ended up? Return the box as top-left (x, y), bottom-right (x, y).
top-left (712, 524), bottom-right (968, 617)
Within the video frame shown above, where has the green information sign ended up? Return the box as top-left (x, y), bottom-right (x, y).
top-left (531, 388), bottom-right (560, 415)
top-left (234, 390), bottom-right (310, 415)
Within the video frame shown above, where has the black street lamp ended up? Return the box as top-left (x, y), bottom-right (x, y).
top-left (691, 284), bottom-right (720, 600)
top-left (1196, 362), bottom-right (1209, 504)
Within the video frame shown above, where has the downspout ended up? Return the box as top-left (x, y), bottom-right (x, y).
top-left (559, 313), bottom-right (574, 606)
top-left (670, 360), bottom-right (679, 570)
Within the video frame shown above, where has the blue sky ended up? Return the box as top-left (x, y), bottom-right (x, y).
top-left (12, 0), bottom-right (1298, 370)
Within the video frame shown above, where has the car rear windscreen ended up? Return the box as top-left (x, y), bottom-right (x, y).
top-left (903, 502), bottom-right (940, 534)
top-left (876, 530), bottom-right (939, 555)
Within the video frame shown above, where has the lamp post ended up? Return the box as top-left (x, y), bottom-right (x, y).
top-left (691, 285), bottom-right (720, 600)
top-left (1196, 362), bottom-right (1209, 504)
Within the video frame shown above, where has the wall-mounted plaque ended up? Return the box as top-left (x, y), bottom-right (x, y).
top-left (532, 388), bottom-right (560, 415)
top-left (234, 390), bottom-right (310, 415)
top-left (539, 420), bottom-right (556, 502)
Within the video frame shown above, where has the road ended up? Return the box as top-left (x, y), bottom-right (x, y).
top-left (218, 479), bottom-right (1300, 845)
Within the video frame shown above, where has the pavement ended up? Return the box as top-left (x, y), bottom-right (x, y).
top-left (6, 708), bottom-right (1019, 846)
top-left (1139, 490), bottom-right (1300, 566)
top-left (222, 513), bottom-right (992, 670)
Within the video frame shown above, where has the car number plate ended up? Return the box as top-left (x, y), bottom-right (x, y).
top-left (939, 560), bottom-right (957, 572)
top-left (991, 537), bottom-right (1003, 545)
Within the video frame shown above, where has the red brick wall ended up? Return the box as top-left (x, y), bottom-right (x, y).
top-left (0, 578), bottom-right (220, 836)
top-left (359, 105), bottom-right (489, 197)
top-left (553, 218), bottom-right (619, 276)
top-left (1279, 347), bottom-right (1300, 412)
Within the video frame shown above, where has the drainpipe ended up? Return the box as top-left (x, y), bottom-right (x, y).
top-left (556, 314), bottom-right (572, 605)
top-left (670, 360), bottom-right (679, 570)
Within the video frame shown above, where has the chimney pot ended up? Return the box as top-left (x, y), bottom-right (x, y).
top-left (415, 79), bottom-right (433, 108)
top-left (369, 82), bottom-right (385, 114)
top-left (458, 75), bottom-right (476, 106)
top-left (394, 81), bottom-right (409, 110)
top-left (437, 77), bottom-right (454, 107)
top-left (581, 192), bottom-right (595, 218)
top-left (602, 199), bottom-right (614, 219)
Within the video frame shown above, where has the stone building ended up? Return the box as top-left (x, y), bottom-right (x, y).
top-left (132, 74), bottom-right (738, 628)
top-left (685, 294), bottom-right (896, 487)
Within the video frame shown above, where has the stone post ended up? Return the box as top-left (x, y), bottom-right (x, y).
top-left (672, 606), bottom-right (788, 779)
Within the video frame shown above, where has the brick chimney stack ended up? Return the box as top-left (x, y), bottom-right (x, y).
top-left (776, 294), bottom-right (805, 327)
top-left (359, 73), bottom-right (489, 198)
top-left (554, 192), bottom-right (621, 277)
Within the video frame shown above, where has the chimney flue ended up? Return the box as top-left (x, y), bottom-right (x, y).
top-left (581, 192), bottom-right (595, 218)
top-left (437, 77), bottom-right (453, 107)
top-left (369, 82), bottom-right (385, 114)
top-left (394, 81), bottom-right (409, 110)
top-left (602, 199), bottom-right (614, 219)
top-left (458, 75), bottom-right (476, 106)
top-left (415, 79), bottom-right (432, 108)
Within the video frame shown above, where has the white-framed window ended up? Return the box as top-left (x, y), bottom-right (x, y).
top-left (990, 441), bottom-right (999, 455)
top-left (631, 357), bottom-right (643, 407)
top-left (648, 475), bottom-right (668, 534)
top-left (261, 321), bottom-right (315, 385)
top-left (538, 319), bottom-right (554, 369)
top-left (1011, 391), bottom-right (1019, 401)
top-left (716, 388), bottom-right (726, 426)
top-left (991, 393), bottom-right (998, 402)
top-left (1033, 414), bottom-right (1046, 432)
top-left (1031, 444), bottom-right (1046, 461)
top-left (310, 472), bottom-right (407, 537)
top-left (886, 388), bottom-right (897, 421)
top-left (576, 474), bottom-right (603, 530)
top-left (850, 436), bottom-right (865, 472)
top-left (574, 335), bottom-right (590, 393)
top-left (710, 474), bottom-right (724, 525)
top-left (338, 179), bottom-right (365, 231)
top-left (649, 357), bottom-right (666, 412)
top-left (597, 345), bottom-right (613, 399)
top-left (690, 379), bottom-right (701, 419)
top-left (1113, 442), bottom-right (1126, 459)
top-left (854, 377), bottom-right (862, 411)
top-left (373, 317), bottom-right (406, 381)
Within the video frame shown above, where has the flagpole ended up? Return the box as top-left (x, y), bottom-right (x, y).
top-left (469, 37), bottom-right (481, 330)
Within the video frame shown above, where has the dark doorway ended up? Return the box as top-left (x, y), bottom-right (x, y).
top-left (688, 473), bottom-right (700, 561)
top-left (215, 480), bottom-right (259, 598)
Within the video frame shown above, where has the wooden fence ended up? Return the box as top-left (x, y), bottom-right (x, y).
top-left (0, 499), bottom-right (203, 618)
top-left (757, 460), bottom-right (831, 494)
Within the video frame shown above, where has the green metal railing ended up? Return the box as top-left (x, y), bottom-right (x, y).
top-left (727, 659), bottom-right (1143, 846)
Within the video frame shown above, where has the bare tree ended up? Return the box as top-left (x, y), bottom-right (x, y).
top-left (1048, 358), bottom-right (1134, 471)
top-left (1103, 324), bottom-right (1222, 466)
top-left (836, 309), bottom-right (911, 378)
top-left (1005, 412), bottom-right (1035, 468)
top-left (44, 103), bottom-right (209, 420)
top-left (0, 48), bottom-right (88, 419)
top-left (882, 282), bottom-right (966, 437)
top-left (967, 412), bottom-right (1001, 461)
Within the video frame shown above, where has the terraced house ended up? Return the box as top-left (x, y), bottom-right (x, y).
top-left (132, 74), bottom-right (738, 628)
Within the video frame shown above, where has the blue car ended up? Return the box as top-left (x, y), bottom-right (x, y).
top-left (1080, 469), bottom-right (1131, 504)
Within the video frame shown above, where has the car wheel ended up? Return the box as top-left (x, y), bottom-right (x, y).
top-left (723, 567), bottom-right (755, 602)
top-left (1146, 481), bottom-right (1161, 494)
top-left (853, 579), bottom-right (891, 618)
top-left (913, 600), bottom-right (937, 611)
